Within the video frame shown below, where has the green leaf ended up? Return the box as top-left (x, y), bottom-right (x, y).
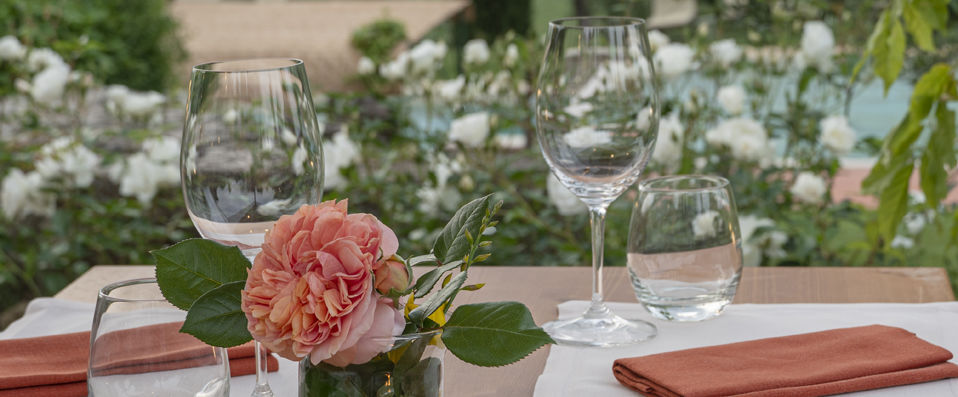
top-left (442, 302), bottom-right (554, 367)
top-left (877, 159), bottom-right (915, 243)
top-left (408, 254), bottom-right (437, 266)
top-left (909, 64), bottom-right (954, 120)
top-left (180, 281), bottom-right (252, 347)
top-left (412, 260), bottom-right (463, 298)
top-left (903, 1), bottom-right (935, 52)
top-left (408, 271), bottom-right (468, 325)
top-left (920, 103), bottom-right (956, 206)
top-left (874, 15), bottom-right (906, 94)
top-left (151, 238), bottom-right (250, 311)
top-left (851, 9), bottom-right (891, 84)
top-left (431, 195), bottom-right (491, 264)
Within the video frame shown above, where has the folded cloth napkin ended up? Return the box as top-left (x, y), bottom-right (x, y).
top-left (0, 321), bottom-right (279, 397)
top-left (612, 325), bottom-right (958, 397)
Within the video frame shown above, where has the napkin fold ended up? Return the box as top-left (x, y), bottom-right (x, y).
top-left (612, 325), bottom-right (958, 397)
top-left (0, 321), bottom-right (279, 397)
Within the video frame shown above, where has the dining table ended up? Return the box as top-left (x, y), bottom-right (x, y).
top-left (54, 265), bottom-right (955, 397)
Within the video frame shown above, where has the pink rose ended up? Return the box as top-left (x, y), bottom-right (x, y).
top-left (373, 257), bottom-right (411, 295)
top-left (241, 200), bottom-right (405, 365)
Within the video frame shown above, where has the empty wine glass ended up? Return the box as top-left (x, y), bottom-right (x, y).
top-left (536, 17), bottom-right (659, 346)
top-left (88, 278), bottom-right (230, 396)
top-left (181, 58), bottom-right (324, 396)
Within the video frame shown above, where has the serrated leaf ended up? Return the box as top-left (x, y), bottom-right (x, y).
top-left (875, 16), bottom-right (905, 94)
top-left (412, 260), bottom-right (463, 298)
top-left (180, 281), bottom-right (252, 347)
top-left (408, 254), bottom-right (437, 266)
top-left (877, 159), bottom-right (914, 243)
top-left (152, 238), bottom-right (250, 311)
top-left (903, 1), bottom-right (935, 52)
top-left (431, 195), bottom-right (491, 264)
top-left (442, 302), bottom-right (554, 367)
top-left (920, 103), bottom-right (956, 206)
top-left (408, 271), bottom-right (468, 325)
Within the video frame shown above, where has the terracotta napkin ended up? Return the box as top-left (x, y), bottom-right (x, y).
top-left (612, 325), bottom-right (958, 397)
top-left (0, 321), bottom-right (279, 397)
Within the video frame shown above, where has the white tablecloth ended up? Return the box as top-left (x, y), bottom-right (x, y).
top-left (0, 298), bottom-right (300, 397)
top-left (534, 301), bottom-right (958, 396)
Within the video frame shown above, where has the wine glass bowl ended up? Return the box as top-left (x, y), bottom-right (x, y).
top-left (181, 58), bottom-right (324, 396)
top-left (536, 17), bottom-right (659, 346)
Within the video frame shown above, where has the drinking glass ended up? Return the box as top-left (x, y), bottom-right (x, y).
top-left (181, 58), bottom-right (324, 396)
top-left (536, 17), bottom-right (659, 346)
top-left (88, 278), bottom-right (229, 396)
top-left (628, 175), bottom-right (743, 321)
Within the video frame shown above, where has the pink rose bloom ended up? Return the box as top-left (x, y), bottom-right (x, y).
top-left (241, 200), bottom-right (405, 365)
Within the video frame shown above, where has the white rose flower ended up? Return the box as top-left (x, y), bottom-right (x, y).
top-left (706, 117), bottom-right (769, 162)
top-left (709, 39), bottom-right (742, 67)
top-left (357, 56), bottom-right (376, 75)
top-left (449, 112), bottom-right (490, 148)
top-left (890, 235), bottom-right (914, 250)
top-left (323, 129), bottom-right (360, 190)
top-left (430, 153), bottom-right (462, 188)
top-left (716, 85), bottom-right (746, 115)
top-left (547, 173), bottom-right (586, 216)
top-left (281, 128), bottom-right (298, 146)
top-left (0, 35), bottom-right (26, 60)
top-left (27, 48), bottom-right (65, 71)
top-left (647, 30), bottom-right (670, 52)
top-left (819, 115), bottom-right (856, 154)
top-left (143, 136), bottom-right (180, 163)
top-left (738, 215), bottom-right (784, 266)
top-left (564, 126), bottom-right (611, 149)
top-left (292, 144), bottom-right (308, 176)
top-left (435, 76), bottom-right (466, 102)
top-left (653, 43), bottom-right (694, 79)
top-left (494, 133), bottom-right (527, 150)
top-left (257, 198), bottom-right (292, 217)
top-left (790, 172), bottom-right (827, 205)
top-left (119, 153), bottom-right (162, 205)
top-left (1, 169), bottom-right (55, 219)
top-left (416, 185), bottom-right (462, 216)
top-left (652, 112), bottom-right (683, 166)
top-left (692, 210), bottom-right (718, 238)
top-left (14, 78), bottom-right (31, 93)
top-left (564, 102), bottom-right (593, 119)
top-left (121, 90), bottom-right (166, 117)
top-left (222, 108), bottom-right (239, 124)
top-left (800, 21), bottom-right (835, 72)
top-left (408, 39), bottom-right (446, 74)
top-left (463, 39), bottom-right (490, 65)
top-left (380, 52), bottom-right (409, 81)
top-left (504, 43), bottom-right (519, 67)
top-left (30, 63), bottom-right (71, 106)
top-left (35, 138), bottom-right (100, 188)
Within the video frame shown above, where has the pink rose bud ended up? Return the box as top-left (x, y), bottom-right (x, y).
top-left (374, 258), bottom-right (410, 295)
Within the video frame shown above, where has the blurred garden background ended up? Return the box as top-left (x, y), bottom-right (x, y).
top-left (2, 0), bottom-right (958, 327)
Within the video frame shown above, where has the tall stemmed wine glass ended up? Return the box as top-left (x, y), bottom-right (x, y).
top-left (181, 58), bottom-right (324, 396)
top-left (536, 17), bottom-right (659, 346)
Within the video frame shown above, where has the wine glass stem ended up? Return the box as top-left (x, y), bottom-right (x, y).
top-left (585, 205), bottom-right (612, 319)
top-left (252, 341), bottom-right (273, 395)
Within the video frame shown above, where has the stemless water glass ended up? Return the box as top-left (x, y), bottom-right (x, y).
top-left (88, 278), bottom-right (229, 396)
top-left (181, 58), bottom-right (324, 397)
top-left (628, 175), bottom-right (743, 322)
top-left (536, 17), bottom-right (659, 346)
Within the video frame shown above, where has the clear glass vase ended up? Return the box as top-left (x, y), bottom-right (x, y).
top-left (298, 331), bottom-right (444, 397)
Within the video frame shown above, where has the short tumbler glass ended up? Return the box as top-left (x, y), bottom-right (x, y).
top-left (627, 175), bottom-right (743, 321)
top-left (88, 278), bottom-right (230, 396)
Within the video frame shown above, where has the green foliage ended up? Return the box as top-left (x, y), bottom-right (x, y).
top-left (442, 302), bottom-right (553, 367)
top-left (151, 238), bottom-right (250, 311)
top-left (180, 281), bottom-right (252, 347)
top-left (351, 19), bottom-right (407, 63)
top-left (431, 194), bottom-right (492, 264)
top-left (0, 0), bottom-right (185, 91)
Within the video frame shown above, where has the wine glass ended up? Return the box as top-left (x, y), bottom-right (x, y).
top-left (628, 175), bottom-right (743, 322)
top-left (88, 278), bottom-right (230, 396)
top-left (536, 17), bottom-right (659, 346)
top-left (181, 58), bottom-right (324, 396)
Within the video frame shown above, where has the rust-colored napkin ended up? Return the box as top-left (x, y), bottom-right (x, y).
top-left (0, 321), bottom-right (278, 397)
top-left (613, 325), bottom-right (958, 397)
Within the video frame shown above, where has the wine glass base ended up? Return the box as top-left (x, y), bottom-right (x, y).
top-left (251, 384), bottom-right (275, 397)
top-left (543, 312), bottom-right (657, 347)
